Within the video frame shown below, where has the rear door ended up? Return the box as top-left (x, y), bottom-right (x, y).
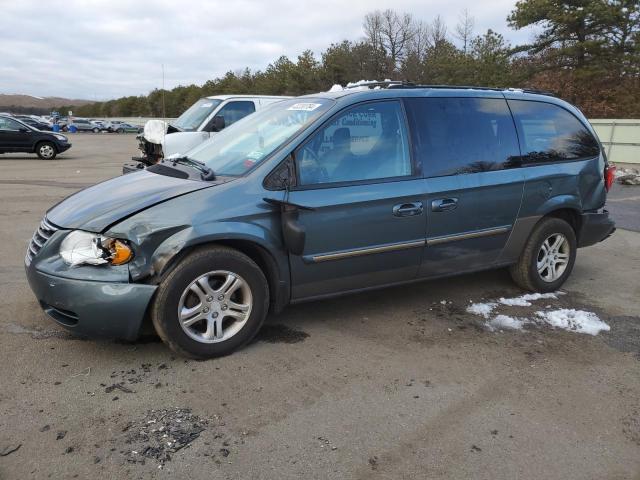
top-left (404, 96), bottom-right (525, 276)
top-left (287, 100), bottom-right (426, 299)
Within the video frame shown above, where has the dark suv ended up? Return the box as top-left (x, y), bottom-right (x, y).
top-left (25, 85), bottom-right (615, 357)
top-left (0, 115), bottom-right (71, 159)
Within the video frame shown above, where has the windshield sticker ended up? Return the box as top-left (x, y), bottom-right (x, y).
top-left (246, 150), bottom-right (264, 160)
top-left (200, 103), bottom-right (213, 108)
top-left (287, 103), bottom-right (322, 112)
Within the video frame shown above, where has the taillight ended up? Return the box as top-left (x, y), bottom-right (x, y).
top-left (604, 164), bottom-right (616, 192)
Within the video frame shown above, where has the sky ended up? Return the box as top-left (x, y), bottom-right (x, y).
top-left (0, 0), bottom-right (536, 100)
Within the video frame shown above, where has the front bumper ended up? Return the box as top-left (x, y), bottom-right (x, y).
top-left (578, 209), bottom-right (615, 248)
top-left (56, 142), bottom-right (72, 153)
top-left (25, 264), bottom-right (156, 341)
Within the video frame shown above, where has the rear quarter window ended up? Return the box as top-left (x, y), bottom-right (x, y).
top-left (508, 100), bottom-right (599, 164)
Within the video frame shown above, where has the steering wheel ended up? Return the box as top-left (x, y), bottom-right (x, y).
top-left (298, 146), bottom-right (328, 184)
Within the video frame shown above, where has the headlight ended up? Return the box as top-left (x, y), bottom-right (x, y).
top-left (54, 134), bottom-right (67, 142)
top-left (59, 231), bottom-right (133, 267)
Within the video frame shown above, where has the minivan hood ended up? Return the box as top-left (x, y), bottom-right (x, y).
top-left (47, 169), bottom-right (215, 232)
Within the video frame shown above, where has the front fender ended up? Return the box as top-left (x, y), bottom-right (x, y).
top-left (125, 220), bottom-right (289, 286)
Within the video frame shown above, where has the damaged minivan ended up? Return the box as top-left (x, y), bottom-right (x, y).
top-left (25, 84), bottom-right (616, 358)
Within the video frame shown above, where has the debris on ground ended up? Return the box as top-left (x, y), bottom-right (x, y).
top-left (105, 383), bottom-right (134, 394)
top-left (56, 431), bottom-right (67, 440)
top-left (0, 443), bottom-right (21, 456)
top-left (121, 408), bottom-right (207, 466)
top-left (615, 167), bottom-right (640, 185)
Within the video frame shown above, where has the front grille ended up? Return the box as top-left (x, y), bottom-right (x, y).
top-left (26, 217), bottom-right (59, 264)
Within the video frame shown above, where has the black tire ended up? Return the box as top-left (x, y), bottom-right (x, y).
top-left (116, 128), bottom-right (124, 134)
top-left (92, 127), bottom-right (99, 133)
top-left (509, 217), bottom-right (577, 292)
top-left (35, 141), bottom-right (57, 160)
top-left (151, 246), bottom-right (269, 358)
top-left (61, 126), bottom-right (68, 132)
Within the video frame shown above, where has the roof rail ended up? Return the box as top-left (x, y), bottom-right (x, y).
top-left (343, 81), bottom-right (557, 98)
top-left (344, 80), bottom-right (414, 89)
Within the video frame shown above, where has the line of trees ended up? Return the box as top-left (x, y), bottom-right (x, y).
top-left (76, 0), bottom-right (640, 119)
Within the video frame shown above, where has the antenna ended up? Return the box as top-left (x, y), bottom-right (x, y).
top-left (161, 63), bottom-right (166, 120)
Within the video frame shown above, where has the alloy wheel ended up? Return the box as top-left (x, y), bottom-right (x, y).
top-left (177, 270), bottom-right (253, 344)
top-left (536, 233), bottom-right (570, 282)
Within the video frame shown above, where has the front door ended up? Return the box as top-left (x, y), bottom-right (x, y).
top-left (403, 96), bottom-right (525, 276)
top-left (287, 100), bottom-right (426, 299)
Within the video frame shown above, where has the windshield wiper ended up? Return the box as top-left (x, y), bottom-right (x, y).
top-left (165, 155), bottom-right (216, 181)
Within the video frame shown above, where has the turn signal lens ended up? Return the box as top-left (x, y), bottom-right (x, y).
top-left (109, 239), bottom-right (133, 265)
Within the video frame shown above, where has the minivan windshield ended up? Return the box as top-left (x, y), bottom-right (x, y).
top-left (187, 98), bottom-right (334, 176)
top-left (172, 98), bottom-right (222, 131)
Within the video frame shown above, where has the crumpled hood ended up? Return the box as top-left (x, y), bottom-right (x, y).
top-left (47, 169), bottom-right (215, 232)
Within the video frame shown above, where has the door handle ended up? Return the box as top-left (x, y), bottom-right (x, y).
top-left (393, 202), bottom-right (423, 217)
top-left (431, 198), bottom-right (458, 212)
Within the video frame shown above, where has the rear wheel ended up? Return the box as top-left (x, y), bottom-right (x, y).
top-left (509, 217), bottom-right (576, 292)
top-left (151, 246), bottom-right (269, 358)
top-left (92, 127), bottom-right (99, 133)
top-left (116, 128), bottom-right (124, 133)
top-left (36, 141), bottom-right (57, 160)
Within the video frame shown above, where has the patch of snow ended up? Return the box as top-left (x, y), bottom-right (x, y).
top-left (535, 309), bottom-right (610, 336)
top-left (328, 84), bottom-right (344, 92)
top-left (486, 315), bottom-right (528, 331)
top-left (466, 302), bottom-right (497, 318)
top-left (499, 292), bottom-right (559, 307)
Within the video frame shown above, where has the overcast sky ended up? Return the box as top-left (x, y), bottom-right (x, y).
top-left (0, 0), bottom-right (536, 100)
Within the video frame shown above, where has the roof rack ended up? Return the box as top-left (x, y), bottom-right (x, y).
top-left (344, 81), bottom-right (557, 97)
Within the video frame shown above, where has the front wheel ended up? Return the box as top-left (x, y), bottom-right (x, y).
top-left (151, 246), bottom-right (269, 358)
top-left (92, 127), bottom-right (99, 133)
top-left (509, 217), bottom-right (577, 292)
top-left (36, 141), bottom-right (57, 160)
top-left (116, 128), bottom-right (124, 133)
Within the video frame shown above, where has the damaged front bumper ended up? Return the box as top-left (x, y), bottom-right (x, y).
top-left (25, 262), bottom-right (156, 341)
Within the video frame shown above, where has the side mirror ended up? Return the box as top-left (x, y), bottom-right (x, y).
top-left (211, 115), bottom-right (225, 132)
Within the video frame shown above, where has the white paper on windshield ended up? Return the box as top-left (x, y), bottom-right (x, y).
top-left (287, 103), bottom-right (322, 111)
top-left (200, 103), bottom-right (213, 108)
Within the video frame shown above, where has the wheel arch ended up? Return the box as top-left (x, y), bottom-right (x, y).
top-left (141, 228), bottom-right (290, 315)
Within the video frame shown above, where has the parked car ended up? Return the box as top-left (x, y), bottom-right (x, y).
top-left (136, 95), bottom-right (290, 164)
top-left (113, 122), bottom-right (143, 134)
top-left (104, 120), bottom-right (124, 132)
top-left (90, 120), bottom-right (109, 131)
top-left (25, 85), bottom-right (615, 358)
top-left (67, 118), bottom-right (101, 133)
top-left (13, 115), bottom-right (52, 131)
top-left (0, 115), bottom-right (71, 159)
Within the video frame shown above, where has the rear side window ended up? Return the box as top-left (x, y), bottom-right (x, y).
top-left (404, 97), bottom-right (521, 177)
top-left (508, 100), bottom-right (599, 163)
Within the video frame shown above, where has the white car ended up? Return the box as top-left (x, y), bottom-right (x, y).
top-left (154, 95), bottom-right (290, 158)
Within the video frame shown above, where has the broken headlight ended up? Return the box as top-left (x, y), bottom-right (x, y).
top-left (59, 231), bottom-right (133, 267)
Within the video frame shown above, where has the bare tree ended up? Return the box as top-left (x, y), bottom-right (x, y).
top-left (454, 9), bottom-right (475, 54)
top-left (364, 9), bottom-right (417, 72)
top-left (428, 15), bottom-right (449, 48)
